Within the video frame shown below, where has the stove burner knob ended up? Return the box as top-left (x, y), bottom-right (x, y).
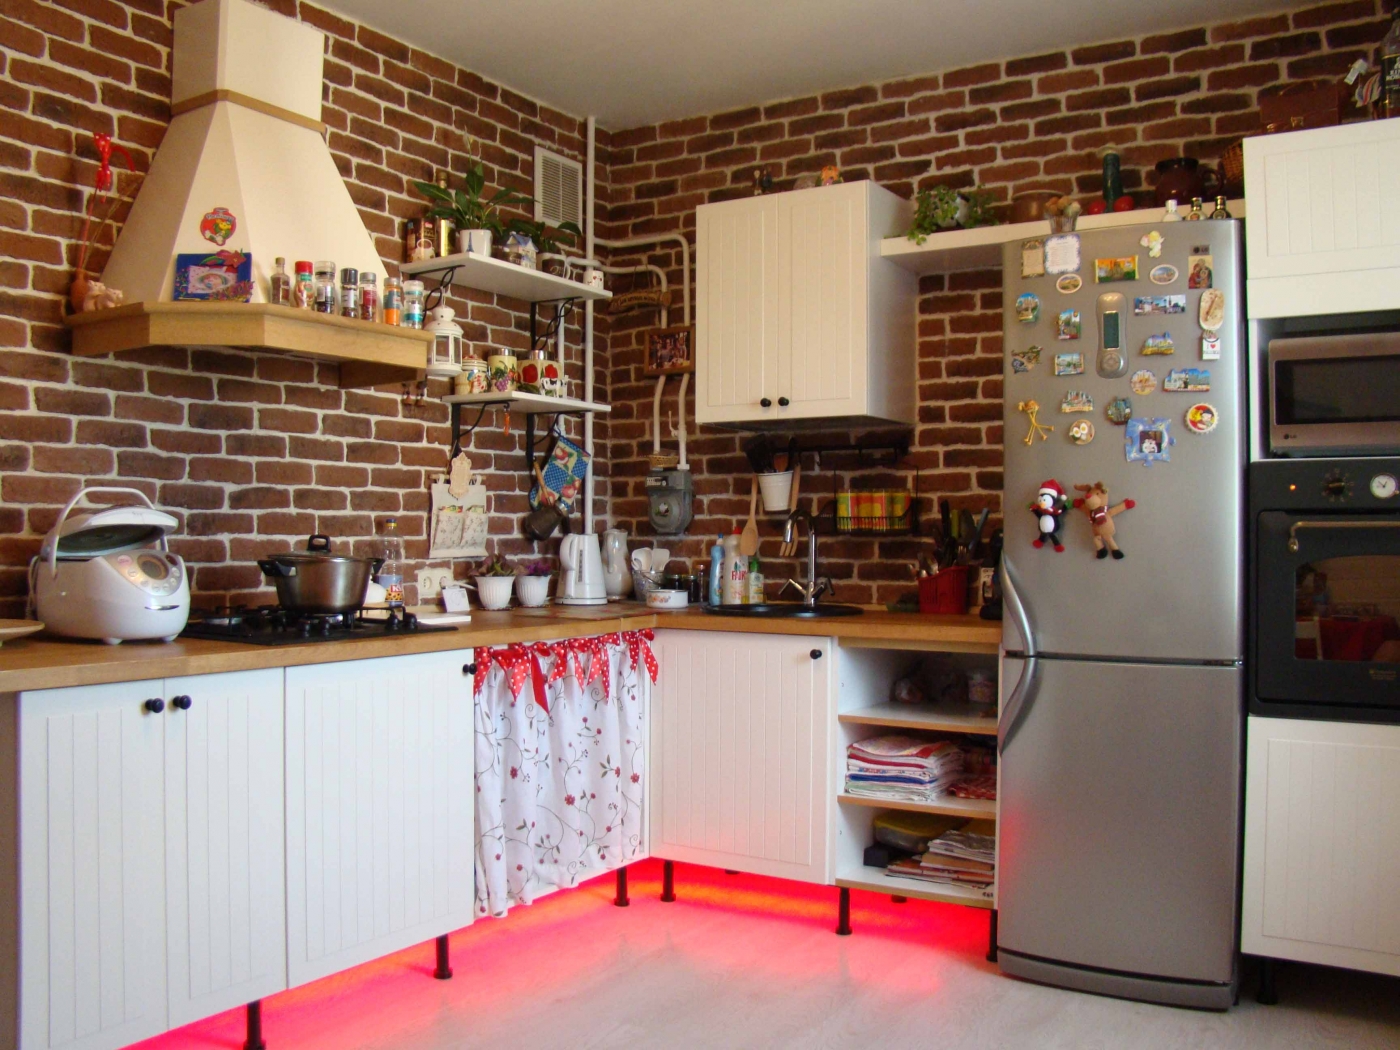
top-left (318, 619), bottom-right (332, 636)
top-left (299, 621), bottom-right (312, 637)
top-left (403, 612), bottom-right (418, 629)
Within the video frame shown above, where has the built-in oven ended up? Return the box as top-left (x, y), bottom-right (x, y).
top-left (1250, 458), bottom-right (1400, 723)
top-left (1269, 331), bottom-right (1400, 456)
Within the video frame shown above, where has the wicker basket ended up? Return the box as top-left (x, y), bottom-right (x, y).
top-left (1221, 140), bottom-right (1245, 198)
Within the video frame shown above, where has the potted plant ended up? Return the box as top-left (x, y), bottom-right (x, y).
top-left (507, 217), bottom-right (583, 275)
top-left (412, 163), bottom-right (533, 257)
top-left (906, 185), bottom-right (998, 244)
top-left (514, 558), bottom-right (553, 607)
top-left (473, 552), bottom-right (516, 610)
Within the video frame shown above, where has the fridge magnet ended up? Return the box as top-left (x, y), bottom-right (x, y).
top-left (1030, 479), bottom-right (1069, 552)
top-left (1130, 369), bottom-right (1157, 395)
top-left (1201, 332), bottom-right (1221, 360)
top-left (1011, 346), bottom-right (1043, 373)
top-left (1106, 396), bottom-right (1133, 425)
top-left (1095, 256), bottom-right (1138, 283)
top-left (199, 206), bottom-right (237, 246)
top-left (1133, 294), bottom-right (1186, 315)
top-left (1054, 352), bottom-right (1084, 376)
top-left (173, 250), bottom-right (253, 301)
top-left (1187, 254), bottom-right (1213, 289)
top-left (1149, 264), bottom-right (1179, 285)
top-left (1141, 333), bottom-right (1175, 356)
top-left (1056, 309), bottom-right (1081, 340)
top-left (1072, 482), bottom-right (1136, 560)
top-left (1060, 390), bottom-right (1093, 413)
top-left (1015, 293), bottom-right (1041, 323)
top-left (1044, 234), bottom-right (1081, 275)
top-left (1068, 419), bottom-right (1095, 445)
top-left (1125, 417), bottom-right (1173, 466)
top-left (1139, 230), bottom-right (1164, 258)
top-left (1164, 367), bottom-right (1210, 392)
top-left (1021, 238), bottom-right (1046, 278)
top-left (1199, 288), bottom-right (1225, 331)
top-left (1185, 402), bottom-right (1219, 434)
top-left (1018, 399), bottom-right (1054, 444)
top-left (1055, 273), bottom-right (1082, 294)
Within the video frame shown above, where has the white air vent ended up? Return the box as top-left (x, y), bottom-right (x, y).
top-left (534, 146), bottom-right (583, 229)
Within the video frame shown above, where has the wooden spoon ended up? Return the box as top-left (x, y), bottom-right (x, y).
top-left (740, 476), bottom-right (760, 557)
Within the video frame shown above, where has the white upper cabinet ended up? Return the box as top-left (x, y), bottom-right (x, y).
top-left (696, 181), bottom-right (916, 427)
top-left (1245, 119), bottom-right (1400, 318)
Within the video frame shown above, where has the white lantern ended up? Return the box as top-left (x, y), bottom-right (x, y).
top-left (425, 305), bottom-right (463, 378)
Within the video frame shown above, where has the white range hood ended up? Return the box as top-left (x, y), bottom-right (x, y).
top-left (101, 0), bottom-right (384, 303)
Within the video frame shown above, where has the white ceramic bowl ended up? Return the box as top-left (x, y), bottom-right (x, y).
top-left (476, 575), bottom-right (514, 610)
top-left (646, 588), bottom-right (689, 611)
top-left (515, 574), bottom-right (551, 608)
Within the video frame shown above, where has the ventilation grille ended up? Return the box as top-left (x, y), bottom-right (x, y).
top-left (534, 146), bottom-right (583, 230)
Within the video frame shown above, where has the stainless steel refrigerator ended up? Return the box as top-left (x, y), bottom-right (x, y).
top-left (996, 219), bottom-right (1244, 1009)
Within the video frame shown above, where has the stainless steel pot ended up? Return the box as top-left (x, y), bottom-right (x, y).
top-left (258, 534), bottom-right (382, 615)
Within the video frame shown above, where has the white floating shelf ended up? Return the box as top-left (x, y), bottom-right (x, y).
top-left (837, 793), bottom-right (996, 821)
top-left (835, 865), bottom-right (995, 909)
top-left (441, 389), bottom-right (611, 414)
top-left (881, 198), bottom-right (1247, 274)
top-left (839, 701), bottom-right (998, 736)
top-left (401, 252), bottom-right (612, 303)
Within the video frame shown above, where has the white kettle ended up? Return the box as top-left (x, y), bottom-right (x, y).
top-left (557, 532), bottom-right (607, 606)
top-left (602, 528), bottom-right (632, 601)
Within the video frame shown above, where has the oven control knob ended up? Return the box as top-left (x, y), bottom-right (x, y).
top-left (1322, 470), bottom-right (1351, 501)
top-left (1371, 473), bottom-right (1398, 500)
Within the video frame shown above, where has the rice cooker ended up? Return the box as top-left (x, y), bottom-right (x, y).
top-left (30, 487), bottom-right (190, 644)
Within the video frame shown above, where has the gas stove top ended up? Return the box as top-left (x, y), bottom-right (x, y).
top-left (181, 605), bottom-right (455, 646)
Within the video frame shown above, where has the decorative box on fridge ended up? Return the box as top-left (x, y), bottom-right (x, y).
top-left (425, 304), bottom-right (464, 378)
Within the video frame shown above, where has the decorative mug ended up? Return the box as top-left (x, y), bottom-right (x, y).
top-left (584, 268), bottom-right (604, 290)
top-left (455, 357), bottom-right (489, 395)
top-left (486, 353), bottom-right (518, 393)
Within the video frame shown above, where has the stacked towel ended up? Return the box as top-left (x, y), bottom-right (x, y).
top-left (844, 735), bottom-right (964, 803)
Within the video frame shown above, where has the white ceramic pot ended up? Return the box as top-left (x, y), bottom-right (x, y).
top-left (757, 470), bottom-right (794, 513)
top-left (475, 575), bottom-right (513, 610)
top-left (646, 588), bottom-right (688, 611)
top-left (458, 229), bottom-right (493, 256)
top-left (515, 574), bottom-right (551, 607)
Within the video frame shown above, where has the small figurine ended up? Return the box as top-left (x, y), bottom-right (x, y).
top-left (1073, 481), bottom-right (1136, 559)
top-left (1018, 398), bottom-right (1054, 445)
top-left (751, 167), bottom-right (774, 196)
top-left (820, 165), bottom-right (843, 186)
top-left (1031, 479), bottom-right (1069, 552)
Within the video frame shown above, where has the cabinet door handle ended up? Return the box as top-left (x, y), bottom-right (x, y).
top-left (171, 695), bottom-right (192, 710)
top-left (759, 397), bottom-right (772, 408)
top-left (464, 663), bottom-right (477, 676)
top-left (810, 649), bottom-right (823, 660)
top-left (778, 397), bottom-right (790, 407)
top-left (144, 698), bottom-right (165, 714)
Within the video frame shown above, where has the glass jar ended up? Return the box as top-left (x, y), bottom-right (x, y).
top-left (339, 268), bottom-right (359, 317)
top-left (293, 260), bottom-right (314, 309)
top-left (401, 279), bottom-right (425, 329)
top-left (269, 256), bottom-right (291, 306)
top-left (312, 261), bottom-right (336, 313)
top-left (359, 272), bottom-right (378, 321)
top-left (382, 276), bottom-right (402, 325)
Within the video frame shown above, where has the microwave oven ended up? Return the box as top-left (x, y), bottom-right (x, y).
top-left (1269, 332), bottom-right (1400, 455)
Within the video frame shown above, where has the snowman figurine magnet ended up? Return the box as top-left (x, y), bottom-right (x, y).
top-left (1030, 479), bottom-right (1069, 552)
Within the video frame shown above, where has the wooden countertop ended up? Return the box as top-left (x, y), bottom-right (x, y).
top-left (0, 604), bottom-right (1001, 693)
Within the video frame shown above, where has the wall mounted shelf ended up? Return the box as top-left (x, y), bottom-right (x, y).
top-left (401, 252), bottom-right (612, 304)
top-left (444, 389), bottom-right (610, 466)
top-left (881, 198), bottom-right (1248, 274)
top-left (64, 301), bottom-right (433, 388)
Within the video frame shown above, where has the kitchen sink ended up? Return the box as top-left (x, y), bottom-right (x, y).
top-left (703, 603), bottom-right (865, 618)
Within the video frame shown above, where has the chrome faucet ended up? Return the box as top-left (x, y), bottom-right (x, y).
top-left (781, 508), bottom-right (834, 607)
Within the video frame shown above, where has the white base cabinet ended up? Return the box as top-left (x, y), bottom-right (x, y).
top-left (649, 630), bottom-right (834, 884)
top-left (1242, 715), bottom-right (1400, 978)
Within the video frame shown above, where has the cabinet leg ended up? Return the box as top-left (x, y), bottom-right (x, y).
top-left (661, 859), bottom-right (676, 902)
top-left (724, 869), bottom-right (739, 874)
top-left (433, 934), bottom-right (452, 980)
top-left (243, 1000), bottom-right (266, 1050)
top-left (614, 865), bottom-right (630, 907)
top-left (1257, 957), bottom-right (1278, 1005)
top-left (986, 909), bottom-right (998, 963)
top-left (890, 895), bottom-right (907, 904)
top-left (836, 886), bottom-right (852, 936)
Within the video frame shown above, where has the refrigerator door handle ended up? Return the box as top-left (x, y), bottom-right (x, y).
top-left (1001, 554), bottom-right (1036, 657)
top-left (998, 655), bottom-right (1040, 755)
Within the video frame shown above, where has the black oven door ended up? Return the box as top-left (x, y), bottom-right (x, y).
top-left (1255, 512), bottom-right (1400, 720)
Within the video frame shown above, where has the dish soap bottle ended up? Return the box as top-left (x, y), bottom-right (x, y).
top-left (746, 555), bottom-right (764, 604)
top-left (375, 517), bottom-right (405, 610)
top-left (721, 529), bottom-right (746, 605)
top-left (708, 534), bottom-right (725, 606)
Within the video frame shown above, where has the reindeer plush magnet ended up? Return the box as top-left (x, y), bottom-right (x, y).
top-left (1072, 482), bottom-right (1136, 560)
top-left (1030, 479), bottom-right (1069, 552)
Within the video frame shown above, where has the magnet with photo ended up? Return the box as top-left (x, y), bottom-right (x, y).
top-left (1054, 352), bottom-right (1084, 376)
top-left (1134, 294), bottom-right (1186, 316)
top-left (1129, 369), bottom-right (1157, 395)
top-left (1060, 389), bottom-right (1093, 413)
top-left (1125, 417), bottom-right (1174, 466)
top-left (1015, 292), bottom-right (1041, 323)
top-left (1095, 256), bottom-right (1138, 283)
top-left (1056, 309), bottom-right (1081, 340)
top-left (1106, 396), bottom-right (1134, 425)
top-left (1056, 273), bottom-right (1083, 294)
top-left (1141, 332), bottom-right (1175, 355)
top-left (1068, 419), bottom-right (1095, 445)
top-left (1187, 254), bottom-right (1213, 289)
top-left (1149, 264), bottom-right (1179, 285)
top-left (1185, 402), bottom-right (1219, 434)
top-left (1011, 346), bottom-right (1043, 373)
top-left (1164, 367), bottom-right (1210, 392)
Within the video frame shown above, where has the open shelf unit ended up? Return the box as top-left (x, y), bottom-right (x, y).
top-left (837, 793), bottom-right (996, 821)
top-left (442, 390), bottom-right (611, 415)
top-left (835, 865), bottom-right (994, 910)
top-left (839, 701), bottom-right (997, 736)
top-left (401, 251), bottom-right (611, 304)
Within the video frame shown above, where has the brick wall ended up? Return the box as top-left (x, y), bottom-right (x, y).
top-left (0, 0), bottom-right (608, 616)
top-left (601, 1), bottom-right (1392, 605)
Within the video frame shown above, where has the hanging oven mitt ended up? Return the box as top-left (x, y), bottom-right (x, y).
top-left (530, 433), bottom-right (591, 514)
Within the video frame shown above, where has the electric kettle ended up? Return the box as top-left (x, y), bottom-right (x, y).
top-left (602, 528), bottom-right (632, 601)
top-left (557, 532), bottom-right (607, 605)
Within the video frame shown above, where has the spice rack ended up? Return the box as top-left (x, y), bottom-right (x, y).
top-left (783, 435), bottom-right (922, 536)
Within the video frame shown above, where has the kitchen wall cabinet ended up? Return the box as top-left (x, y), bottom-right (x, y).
top-left (695, 180), bottom-right (916, 428)
top-left (1242, 716), bottom-right (1400, 978)
top-left (649, 630), bottom-right (834, 884)
top-left (284, 651), bottom-right (474, 988)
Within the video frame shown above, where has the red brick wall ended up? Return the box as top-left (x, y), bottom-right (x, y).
top-left (0, 0), bottom-right (607, 616)
top-left (601, 2), bottom-right (1392, 605)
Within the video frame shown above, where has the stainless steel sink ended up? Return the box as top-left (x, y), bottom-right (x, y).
top-left (702, 603), bottom-right (865, 618)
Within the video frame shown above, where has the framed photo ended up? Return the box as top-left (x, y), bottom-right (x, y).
top-left (644, 325), bottom-right (695, 376)
top-left (174, 250), bottom-right (253, 301)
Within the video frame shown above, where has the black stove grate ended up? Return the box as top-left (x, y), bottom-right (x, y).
top-left (180, 605), bottom-right (455, 646)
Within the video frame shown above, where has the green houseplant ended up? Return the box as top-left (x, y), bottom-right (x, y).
top-left (412, 163), bottom-right (533, 256)
top-left (907, 185), bottom-right (998, 244)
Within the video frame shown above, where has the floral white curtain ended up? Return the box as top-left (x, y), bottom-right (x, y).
top-left (473, 630), bottom-right (655, 918)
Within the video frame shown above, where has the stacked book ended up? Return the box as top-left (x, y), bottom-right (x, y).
top-left (887, 821), bottom-right (996, 891)
top-left (844, 734), bottom-right (964, 803)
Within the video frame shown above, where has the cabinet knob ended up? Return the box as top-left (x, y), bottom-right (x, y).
top-left (464, 663), bottom-right (478, 676)
top-left (778, 397), bottom-right (790, 407)
top-left (810, 649), bottom-right (823, 660)
top-left (172, 695), bottom-right (192, 710)
top-left (759, 397), bottom-right (772, 408)
top-left (144, 698), bottom-right (165, 714)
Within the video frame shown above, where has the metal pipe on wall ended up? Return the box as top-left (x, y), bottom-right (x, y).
top-left (583, 115), bottom-right (596, 534)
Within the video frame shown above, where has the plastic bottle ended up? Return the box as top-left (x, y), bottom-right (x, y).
top-left (293, 260), bottom-right (314, 308)
top-left (721, 529), bottom-right (746, 605)
top-left (374, 517), bottom-right (405, 609)
top-left (746, 555), bottom-right (763, 604)
top-left (708, 535), bottom-right (724, 606)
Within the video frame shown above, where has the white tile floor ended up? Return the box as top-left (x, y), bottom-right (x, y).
top-left (138, 860), bottom-right (1400, 1050)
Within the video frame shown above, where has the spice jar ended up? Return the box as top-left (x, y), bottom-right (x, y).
top-left (382, 276), bottom-right (402, 326)
top-left (293, 260), bottom-right (314, 309)
top-left (358, 272), bottom-right (378, 322)
top-left (401, 279), bottom-right (425, 329)
top-left (312, 261), bottom-right (336, 313)
top-left (339, 268), bottom-right (359, 318)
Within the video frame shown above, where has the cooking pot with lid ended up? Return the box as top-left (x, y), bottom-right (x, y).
top-left (259, 534), bottom-right (382, 615)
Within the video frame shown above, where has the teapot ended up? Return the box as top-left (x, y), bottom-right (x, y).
top-left (1153, 157), bottom-right (1221, 207)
